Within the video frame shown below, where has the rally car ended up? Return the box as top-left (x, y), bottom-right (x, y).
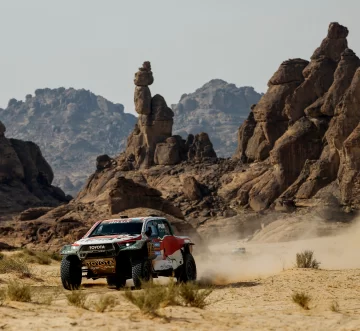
top-left (60, 216), bottom-right (197, 290)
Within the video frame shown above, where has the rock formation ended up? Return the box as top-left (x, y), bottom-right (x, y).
top-left (233, 22), bottom-right (360, 211)
top-left (0, 120), bottom-right (70, 213)
top-left (172, 80), bottom-right (262, 157)
top-left (125, 62), bottom-right (217, 169)
top-left (0, 88), bottom-right (137, 196)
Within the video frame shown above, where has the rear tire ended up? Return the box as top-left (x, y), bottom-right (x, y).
top-left (132, 259), bottom-right (152, 289)
top-left (106, 275), bottom-right (126, 289)
top-left (61, 255), bottom-right (82, 290)
top-left (176, 253), bottom-right (197, 283)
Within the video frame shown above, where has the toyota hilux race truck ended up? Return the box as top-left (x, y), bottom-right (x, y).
top-left (60, 216), bottom-right (197, 290)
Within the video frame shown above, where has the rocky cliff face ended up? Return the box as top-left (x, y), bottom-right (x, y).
top-left (172, 80), bottom-right (262, 157)
top-left (0, 120), bottom-right (70, 213)
top-left (0, 88), bottom-right (136, 196)
top-left (233, 22), bottom-right (360, 211)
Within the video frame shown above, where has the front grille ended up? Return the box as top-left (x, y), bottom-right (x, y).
top-left (78, 243), bottom-right (118, 259)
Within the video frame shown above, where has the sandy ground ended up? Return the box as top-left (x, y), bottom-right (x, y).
top-left (1, 219), bottom-right (360, 330)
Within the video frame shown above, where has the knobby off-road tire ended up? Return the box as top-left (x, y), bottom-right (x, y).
top-left (132, 259), bottom-right (152, 289)
top-left (61, 256), bottom-right (82, 290)
top-left (176, 252), bottom-right (197, 283)
top-left (106, 275), bottom-right (126, 289)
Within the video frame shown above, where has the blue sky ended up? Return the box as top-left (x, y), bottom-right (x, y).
top-left (0, 0), bottom-right (358, 114)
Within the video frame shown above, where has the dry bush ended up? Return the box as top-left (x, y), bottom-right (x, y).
top-left (163, 277), bottom-right (181, 307)
top-left (0, 256), bottom-right (32, 277)
top-left (0, 252), bottom-right (4, 260)
top-left (330, 300), bottom-right (340, 312)
top-left (14, 249), bottom-right (53, 265)
top-left (93, 294), bottom-right (117, 312)
top-left (178, 282), bottom-right (213, 309)
top-left (66, 290), bottom-right (87, 309)
top-left (296, 250), bottom-right (320, 269)
top-left (292, 292), bottom-right (311, 310)
top-left (124, 282), bottom-right (168, 316)
top-left (7, 280), bottom-right (32, 302)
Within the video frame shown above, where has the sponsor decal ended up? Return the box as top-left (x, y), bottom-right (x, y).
top-left (157, 223), bottom-right (165, 229)
top-left (104, 219), bottom-right (131, 224)
top-left (155, 251), bottom-right (162, 256)
top-left (153, 242), bottom-right (161, 248)
top-left (85, 258), bottom-right (116, 274)
top-left (89, 245), bottom-right (106, 250)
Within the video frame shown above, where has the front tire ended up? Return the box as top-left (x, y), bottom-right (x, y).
top-left (132, 259), bottom-right (152, 289)
top-left (176, 253), bottom-right (197, 283)
top-left (61, 255), bottom-right (82, 290)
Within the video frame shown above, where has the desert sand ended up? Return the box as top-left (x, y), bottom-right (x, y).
top-left (1, 219), bottom-right (360, 331)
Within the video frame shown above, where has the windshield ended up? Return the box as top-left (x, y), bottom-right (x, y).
top-left (89, 222), bottom-right (143, 237)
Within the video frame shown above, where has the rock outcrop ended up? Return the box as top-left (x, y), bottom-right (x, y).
top-left (125, 62), bottom-right (217, 169)
top-left (0, 88), bottom-right (137, 196)
top-left (0, 120), bottom-right (70, 213)
top-left (233, 22), bottom-right (360, 211)
top-left (173, 80), bottom-right (262, 157)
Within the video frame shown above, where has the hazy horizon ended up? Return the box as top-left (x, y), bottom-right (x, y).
top-left (0, 0), bottom-right (358, 115)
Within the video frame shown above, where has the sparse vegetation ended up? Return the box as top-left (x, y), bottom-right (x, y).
top-left (296, 250), bottom-right (320, 269)
top-left (13, 248), bottom-right (60, 265)
top-left (124, 282), bottom-right (168, 316)
top-left (292, 292), bottom-right (311, 310)
top-left (6, 280), bottom-right (32, 302)
top-left (178, 282), bottom-right (213, 308)
top-left (0, 252), bottom-right (4, 260)
top-left (0, 256), bottom-right (32, 277)
top-left (93, 294), bottom-right (117, 312)
top-left (124, 280), bottom-right (212, 315)
top-left (330, 300), bottom-right (340, 312)
top-left (66, 289), bottom-right (87, 309)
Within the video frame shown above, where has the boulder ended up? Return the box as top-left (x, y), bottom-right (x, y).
top-left (134, 61), bottom-right (154, 86)
top-left (108, 176), bottom-right (183, 219)
top-left (183, 176), bottom-right (202, 201)
top-left (188, 132), bottom-right (217, 160)
top-left (19, 207), bottom-right (54, 221)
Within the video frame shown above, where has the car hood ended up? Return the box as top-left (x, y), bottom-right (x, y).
top-left (75, 234), bottom-right (142, 245)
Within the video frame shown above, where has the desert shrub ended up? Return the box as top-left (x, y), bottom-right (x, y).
top-left (66, 290), bottom-right (87, 309)
top-left (14, 249), bottom-right (52, 265)
top-left (0, 256), bottom-right (32, 277)
top-left (93, 294), bottom-right (117, 312)
top-left (124, 282), bottom-right (168, 316)
top-left (0, 252), bottom-right (4, 260)
top-left (292, 292), bottom-right (311, 310)
top-left (7, 280), bottom-right (32, 302)
top-left (330, 300), bottom-right (340, 312)
top-left (296, 250), bottom-right (320, 269)
top-left (178, 282), bottom-right (213, 309)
